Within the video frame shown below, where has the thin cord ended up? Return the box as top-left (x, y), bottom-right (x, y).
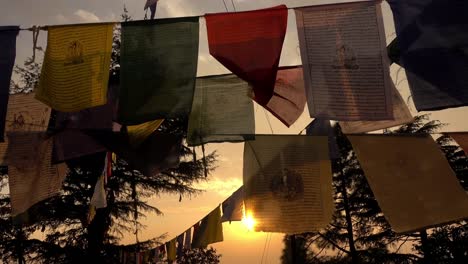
top-left (221, 0), bottom-right (229, 12)
top-left (260, 233), bottom-right (270, 264)
top-left (231, 0), bottom-right (237, 12)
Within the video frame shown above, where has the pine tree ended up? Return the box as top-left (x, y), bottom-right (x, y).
top-left (0, 7), bottom-right (217, 263)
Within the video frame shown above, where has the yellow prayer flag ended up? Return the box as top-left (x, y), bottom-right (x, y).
top-left (166, 239), bottom-right (177, 262)
top-left (36, 24), bottom-right (114, 112)
top-left (348, 135), bottom-right (468, 233)
top-left (127, 119), bottom-right (164, 147)
top-left (191, 206), bottom-right (223, 248)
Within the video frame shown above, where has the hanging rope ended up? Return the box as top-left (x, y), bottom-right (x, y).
top-left (221, 0), bottom-right (229, 12)
top-left (25, 26), bottom-right (41, 65)
top-left (230, 0), bottom-right (237, 11)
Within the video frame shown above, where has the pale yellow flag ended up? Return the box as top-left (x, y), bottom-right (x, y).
top-left (349, 135), bottom-right (468, 233)
top-left (36, 23), bottom-right (114, 112)
top-left (7, 132), bottom-right (68, 216)
top-left (243, 136), bottom-right (333, 234)
top-left (127, 119), bottom-right (164, 147)
top-left (0, 92), bottom-right (51, 165)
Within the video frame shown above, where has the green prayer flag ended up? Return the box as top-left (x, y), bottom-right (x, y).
top-left (119, 17), bottom-right (199, 125)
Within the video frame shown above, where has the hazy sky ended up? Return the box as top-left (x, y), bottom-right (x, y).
top-left (2, 0), bottom-right (468, 263)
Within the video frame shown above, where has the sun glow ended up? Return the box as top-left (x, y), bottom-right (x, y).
top-left (242, 211), bottom-right (257, 231)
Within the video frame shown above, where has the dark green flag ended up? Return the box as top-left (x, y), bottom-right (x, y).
top-left (119, 17), bottom-right (199, 125)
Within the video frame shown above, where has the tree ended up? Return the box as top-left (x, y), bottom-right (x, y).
top-left (289, 115), bottom-right (468, 264)
top-left (177, 247), bottom-right (221, 264)
top-left (0, 7), bottom-right (218, 264)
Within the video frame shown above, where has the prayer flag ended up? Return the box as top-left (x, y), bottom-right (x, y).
top-left (264, 66), bottom-right (306, 127)
top-left (7, 132), bottom-right (68, 216)
top-left (53, 102), bottom-right (113, 163)
top-left (388, 0), bottom-right (468, 111)
top-left (184, 228), bottom-right (192, 250)
top-left (243, 136), bottom-right (333, 234)
top-left (339, 83), bottom-right (414, 133)
top-left (192, 207), bottom-right (223, 248)
top-left (187, 74), bottom-right (254, 146)
top-left (166, 239), bottom-right (177, 262)
top-left (205, 5), bottom-right (288, 106)
top-left (86, 131), bottom-right (181, 177)
top-left (0, 92), bottom-right (51, 165)
top-left (446, 133), bottom-right (468, 156)
top-left (0, 26), bottom-right (19, 142)
top-left (127, 119), bottom-right (164, 147)
top-left (119, 17), bottom-right (199, 125)
top-left (36, 24), bottom-right (114, 112)
top-left (221, 186), bottom-right (244, 223)
top-left (296, 1), bottom-right (393, 121)
top-left (348, 135), bottom-right (468, 233)
top-left (176, 233), bottom-right (184, 258)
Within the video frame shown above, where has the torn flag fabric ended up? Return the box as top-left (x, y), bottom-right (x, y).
top-left (264, 66), bottom-right (306, 127)
top-left (36, 24), bottom-right (114, 112)
top-left (126, 119), bottom-right (164, 147)
top-left (339, 83), bottom-right (414, 134)
top-left (7, 132), bottom-right (68, 216)
top-left (187, 74), bottom-right (255, 146)
top-left (296, 1), bottom-right (393, 121)
top-left (191, 206), bottom-right (223, 248)
top-left (205, 5), bottom-right (288, 106)
top-left (348, 135), bottom-right (468, 233)
top-left (0, 92), bottom-right (51, 165)
top-left (176, 233), bottom-right (184, 258)
top-left (388, 0), bottom-right (468, 111)
top-left (166, 239), bottom-right (177, 262)
top-left (0, 26), bottom-right (19, 142)
top-left (119, 17), bottom-right (199, 125)
top-left (184, 228), bottom-right (192, 250)
top-left (221, 186), bottom-right (244, 223)
top-left (243, 136), bottom-right (333, 234)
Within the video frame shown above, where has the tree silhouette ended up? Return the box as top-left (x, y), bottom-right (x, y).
top-left (0, 8), bottom-right (217, 264)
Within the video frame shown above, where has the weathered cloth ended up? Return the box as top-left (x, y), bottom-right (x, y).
top-left (36, 24), bottom-right (114, 112)
top-left (191, 206), bottom-right (223, 248)
top-left (187, 74), bottom-right (254, 146)
top-left (221, 186), bottom-right (244, 223)
top-left (296, 1), bottom-right (393, 121)
top-left (348, 135), bottom-right (468, 233)
top-left (205, 5), bottom-right (288, 105)
top-left (166, 239), bottom-right (177, 262)
top-left (0, 26), bottom-right (19, 142)
top-left (119, 17), bottom-right (199, 125)
top-left (243, 136), bottom-right (333, 234)
top-left (388, 0), bottom-right (468, 111)
top-left (306, 119), bottom-right (340, 160)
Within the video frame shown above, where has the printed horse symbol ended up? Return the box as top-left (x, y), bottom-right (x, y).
top-left (64, 40), bottom-right (84, 65)
top-left (332, 44), bottom-right (359, 70)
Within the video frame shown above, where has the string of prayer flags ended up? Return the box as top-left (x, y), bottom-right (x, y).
top-left (348, 134), bottom-right (468, 233)
top-left (176, 233), bottom-right (185, 258)
top-left (264, 66), bottom-right (307, 127)
top-left (184, 228), bottom-right (192, 250)
top-left (221, 186), bottom-right (244, 223)
top-left (339, 83), bottom-right (414, 134)
top-left (243, 136), bottom-right (334, 234)
top-left (191, 206), bottom-right (223, 248)
top-left (86, 131), bottom-right (181, 177)
top-left (53, 102), bottom-right (113, 163)
top-left (187, 74), bottom-right (255, 146)
top-left (388, 0), bottom-right (468, 111)
top-left (166, 239), bottom-right (177, 262)
top-left (0, 92), bottom-right (51, 165)
top-left (446, 133), bottom-right (468, 156)
top-left (296, 1), bottom-right (393, 121)
top-left (118, 17), bottom-right (199, 125)
top-left (306, 119), bottom-right (340, 160)
top-left (205, 5), bottom-right (288, 106)
top-left (127, 119), bottom-right (164, 147)
top-left (36, 24), bottom-right (114, 112)
top-left (0, 26), bottom-right (19, 142)
top-left (7, 132), bottom-right (68, 216)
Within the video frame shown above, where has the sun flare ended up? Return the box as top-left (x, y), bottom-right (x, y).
top-left (242, 212), bottom-right (257, 231)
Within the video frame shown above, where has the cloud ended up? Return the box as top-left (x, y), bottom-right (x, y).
top-left (194, 177), bottom-right (242, 197)
top-left (74, 9), bottom-right (101, 23)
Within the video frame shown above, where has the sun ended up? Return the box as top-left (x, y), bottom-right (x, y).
top-left (242, 211), bottom-right (257, 231)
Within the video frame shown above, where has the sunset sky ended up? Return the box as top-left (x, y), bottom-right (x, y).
top-left (2, 0), bottom-right (468, 263)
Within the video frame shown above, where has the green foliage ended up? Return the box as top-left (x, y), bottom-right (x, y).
top-left (177, 247), bottom-right (221, 264)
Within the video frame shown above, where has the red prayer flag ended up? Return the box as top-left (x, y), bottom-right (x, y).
top-left (205, 5), bottom-right (288, 105)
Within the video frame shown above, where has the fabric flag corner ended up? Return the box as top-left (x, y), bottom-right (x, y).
top-left (205, 5), bottom-right (288, 106)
